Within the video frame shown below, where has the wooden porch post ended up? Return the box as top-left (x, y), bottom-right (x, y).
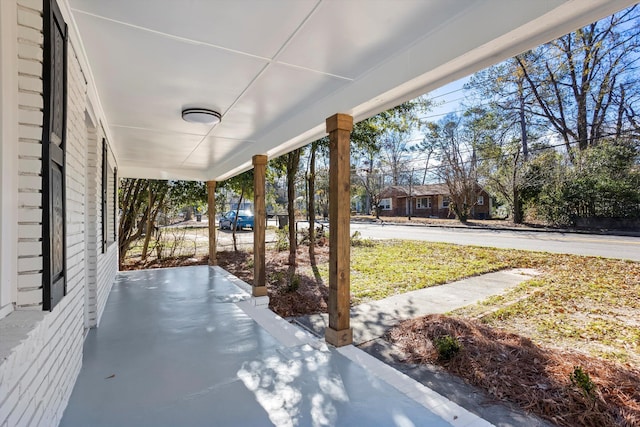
top-left (252, 155), bottom-right (268, 297)
top-left (325, 113), bottom-right (353, 347)
top-left (207, 180), bottom-right (217, 266)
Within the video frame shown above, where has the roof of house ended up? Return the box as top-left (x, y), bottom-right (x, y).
top-left (380, 184), bottom-right (450, 198)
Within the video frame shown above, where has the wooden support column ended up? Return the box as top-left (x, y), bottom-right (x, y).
top-left (207, 180), bottom-right (217, 266)
top-left (252, 155), bottom-right (268, 297)
top-left (325, 113), bottom-right (353, 347)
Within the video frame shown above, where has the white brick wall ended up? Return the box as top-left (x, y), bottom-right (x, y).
top-left (84, 126), bottom-right (117, 329)
top-left (16, 0), bottom-right (43, 310)
top-left (84, 125), bottom-right (98, 328)
top-left (0, 0), bottom-right (119, 425)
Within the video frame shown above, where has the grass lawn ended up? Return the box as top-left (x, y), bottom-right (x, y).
top-left (345, 240), bottom-right (535, 304)
top-left (340, 240), bottom-right (639, 365)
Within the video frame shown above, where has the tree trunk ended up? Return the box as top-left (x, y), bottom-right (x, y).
top-left (518, 80), bottom-right (529, 161)
top-left (286, 149), bottom-right (301, 277)
top-left (184, 206), bottom-right (193, 221)
top-left (512, 150), bottom-right (523, 224)
top-left (141, 185), bottom-right (153, 260)
top-left (232, 189), bottom-right (244, 252)
top-left (308, 143), bottom-right (316, 265)
top-left (119, 179), bottom-right (150, 267)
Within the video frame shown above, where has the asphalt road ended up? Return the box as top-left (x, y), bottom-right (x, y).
top-left (213, 220), bottom-right (639, 261)
top-left (349, 222), bottom-right (640, 261)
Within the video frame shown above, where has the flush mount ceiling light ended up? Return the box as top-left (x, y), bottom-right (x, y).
top-left (181, 108), bottom-right (221, 125)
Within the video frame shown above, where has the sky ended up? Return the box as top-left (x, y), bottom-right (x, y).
top-left (402, 76), bottom-right (472, 183)
top-left (423, 77), bottom-right (470, 122)
top-left (406, 76), bottom-right (471, 148)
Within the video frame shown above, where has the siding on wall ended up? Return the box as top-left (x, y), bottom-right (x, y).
top-left (0, 1), bottom-right (118, 425)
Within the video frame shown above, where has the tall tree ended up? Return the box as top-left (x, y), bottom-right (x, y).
top-left (515, 7), bottom-right (640, 158)
top-left (118, 179), bottom-right (208, 266)
top-left (351, 95), bottom-right (433, 213)
top-left (306, 138), bottom-right (329, 265)
top-left (140, 181), bottom-right (169, 260)
top-left (380, 129), bottom-right (412, 185)
top-left (285, 148), bottom-right (302, 275)
top-left (119, 178), bottom-right (151, 267)
top-left (425, 114), bottom-right (480, 222)
top-left (219, 170), bottom-right (254, 252)
top-left (269, 147), bottom-right (303, 282)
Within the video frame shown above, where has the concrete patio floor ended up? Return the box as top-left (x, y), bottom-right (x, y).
top-left (60, 266), bottom-right (492, 427)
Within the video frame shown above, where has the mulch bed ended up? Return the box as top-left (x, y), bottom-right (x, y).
top-left (388, 314), bottom-right (640, 427)
top-left (120, 254), bottom-right (209, 271)
top-left (217, 246), bottom-right (330, 318)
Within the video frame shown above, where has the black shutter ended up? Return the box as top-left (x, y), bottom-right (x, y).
top-left (42, 0), bottom-right (67, 311)
top-left (113, 167), bottom-right (118, 244)
top-left (102, 139), bottom-right (107, 253)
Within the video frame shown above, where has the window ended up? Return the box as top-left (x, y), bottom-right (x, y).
top-left (477, 195), bottom-right (484, 206)
top-left (42, 0), bottom-right (67, 311)
top-left (102, 140), bottom-right (116, 253)
top-left (442, 196), bottom-right (450, 208)
top-left (380, 198), bottom-right (392, 210)
top-left (416, 197), bottom-right (431, 209)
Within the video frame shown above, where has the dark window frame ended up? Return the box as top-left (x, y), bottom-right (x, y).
top-left (102, 140), bottom-right (116, 253)
top-left (42, 0), bottom-right (68, 311)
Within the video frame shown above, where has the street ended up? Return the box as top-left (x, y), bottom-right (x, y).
top-left (211, 220), bottom-right (639, 261)
top-left (349, 222), bottom-right (640, 261)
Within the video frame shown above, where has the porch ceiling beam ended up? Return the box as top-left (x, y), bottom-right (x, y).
top-left (325, 113), bottom-right (353, 347)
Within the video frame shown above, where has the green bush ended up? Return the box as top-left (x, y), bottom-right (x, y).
top-left (287, 274), bottom-right (301, 293)
top-left (275, 226), bottom-right (289, 251)
top-left (350, 230), bottom-right (375, 247)
top-left (570, 366), bottom-right (596, 398)
top-left (434, 335), bottom-right (462, 361)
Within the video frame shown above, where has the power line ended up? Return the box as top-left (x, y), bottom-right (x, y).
top-left (356, 128), bottom-right (638, 177)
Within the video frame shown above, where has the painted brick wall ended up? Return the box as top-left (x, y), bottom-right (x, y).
top-left (16, 0), bottom-right (44, 310)
top-left (84, 126), bottom-right (117, 329)
top-left (0, 0), bottom-right (118, 425)
top-left (84, 125), bottom-right (98, 327)
top-left (96, 142), bottom-right (118, 326)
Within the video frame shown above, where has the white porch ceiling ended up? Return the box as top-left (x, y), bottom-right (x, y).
top-left (68, 0), bottom-right (637, 181)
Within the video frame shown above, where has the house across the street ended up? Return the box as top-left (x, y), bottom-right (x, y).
top-left (378, 184), bottom-right (492, 219)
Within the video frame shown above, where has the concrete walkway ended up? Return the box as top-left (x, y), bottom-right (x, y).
top-left (293, 268), bottom-right (537, 344)
top-left (294, 268), bottom-right (555, 427)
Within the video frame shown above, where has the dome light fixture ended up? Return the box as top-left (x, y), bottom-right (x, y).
top-left (181, 108), bottom-right (222, 125)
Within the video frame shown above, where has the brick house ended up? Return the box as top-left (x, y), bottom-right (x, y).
top-left (0, 1), bottom-right (629, 425)
top-left (378, 184), bottom-right (492, 219)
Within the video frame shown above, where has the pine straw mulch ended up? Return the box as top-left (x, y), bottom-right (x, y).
top-left (388, 314), bottom-right (640, 427)
top-left (120, 254), bottom-right (209, 271)
top-left (217, 246), bottom-right (330, 318)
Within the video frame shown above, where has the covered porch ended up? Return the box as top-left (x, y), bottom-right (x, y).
top-left (60, 265), bottom-right (486, 427)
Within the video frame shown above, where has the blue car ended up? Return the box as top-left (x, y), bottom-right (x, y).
top-left (219, 210), bottom-right (254, 230)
